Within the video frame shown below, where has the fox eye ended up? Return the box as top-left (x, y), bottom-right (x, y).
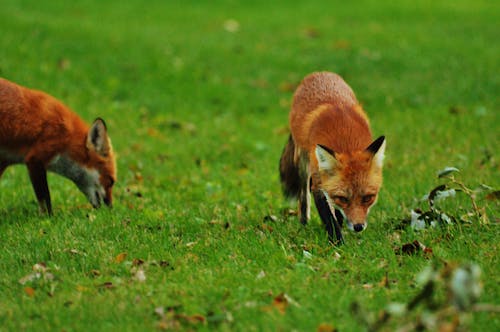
top-left (333, 195), bottom-right (349, 205)
top-left (362, 194), bottom-right (375, 204)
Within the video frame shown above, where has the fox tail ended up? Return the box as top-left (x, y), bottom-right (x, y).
top-left (279, 134), bottom-right (309, 200)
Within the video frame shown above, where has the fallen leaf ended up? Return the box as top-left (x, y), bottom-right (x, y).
top-left (159, 261), bottom-right (172, 268)
top-left (317, 323), bottom-right (338, 332)
top-left (115, 252), bottom-right (127, 263)
top-left (24, 287), bottom-right (35, 297)
top-left (272, 293), bottom-right (289, 314)
top-left (379, 273), bottom-right (390, 288)
top-left (179, 313), bottom-right (206, 324)
top-left (486, 190), bottom-right (500, 201)
top-left (154, 306), bottom-right (165, 318)
top-left (395, 240), bottom-right (432, 256)
top-left (263, 214), bottom-right (278, 222)
top-left (259, 224), bottom-right (273, 232)
top-left (133, 268), bottom-right (146, 282)
top-left (133, 258), bottom-right (145, 266)
top-left (256, 270), bottom-right (266, 280)
top-left (97, 282), bottom-right (115, 290)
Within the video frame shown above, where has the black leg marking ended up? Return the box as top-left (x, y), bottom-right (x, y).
top-left (313, 191), bottom-right (343, 245)
top-left (334, 209), bottom-right (344, 227)
top-left (27, 160), bottom-right (52, 215)
top-left (0, 162), bottom-right (8, 178)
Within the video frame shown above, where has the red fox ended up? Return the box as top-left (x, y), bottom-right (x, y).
top-left (0, 78), bottom-right (116, 215)
top-left (279, 72), bottom-right (385, 243)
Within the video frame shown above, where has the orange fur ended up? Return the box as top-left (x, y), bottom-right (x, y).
top-left (0, 78), bottom-right (116, 213)
top-left (281, 72), bottom-right (385, 240)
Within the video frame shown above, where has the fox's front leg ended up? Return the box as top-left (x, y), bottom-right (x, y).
top-left (298, 176), bottom-right (311, 225)
top-left (26, 159), bottom-right (52, 215)
top-left (313, 190), bottom-right (343, 245)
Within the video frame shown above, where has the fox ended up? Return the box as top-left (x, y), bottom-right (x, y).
top-left (0, 78), bottom-right (116, 215)
top-left (279, 72), bottom-right (386, 244)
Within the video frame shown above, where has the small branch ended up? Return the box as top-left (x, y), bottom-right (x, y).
top-left (472, 303), bottom-right (500, 313)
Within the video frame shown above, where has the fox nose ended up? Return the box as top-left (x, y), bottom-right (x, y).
top-left (353, 224), bottom-right (365, 232)
top-left (103, 196), bottom-right (112, 207)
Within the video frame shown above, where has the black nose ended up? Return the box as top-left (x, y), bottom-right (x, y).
top-left (353, 224), bottom-right (364, 232)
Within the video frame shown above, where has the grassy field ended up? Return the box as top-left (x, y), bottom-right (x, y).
top-left (0, 0), bottom-right (498, 331)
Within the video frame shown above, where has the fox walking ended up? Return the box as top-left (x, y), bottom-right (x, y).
top-left (279, 72), bottom-right (385, 243)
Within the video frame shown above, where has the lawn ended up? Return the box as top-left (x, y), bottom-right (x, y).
top-left (0, 0), bottom-right (498, 331)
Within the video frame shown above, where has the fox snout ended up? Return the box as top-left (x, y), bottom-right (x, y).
top-left (353, 223), bottom-right (366, 232)
top-left (346, 220), bottom-right (367, 233)
top-left (87, 188), bottom-right (113, 209)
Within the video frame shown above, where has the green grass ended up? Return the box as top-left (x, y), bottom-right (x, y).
top-left (0, 0), bottom-right (498, 330)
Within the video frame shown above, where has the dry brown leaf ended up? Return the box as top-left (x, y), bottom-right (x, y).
top-left (260, 224), bottom-right (273, 233)
top-left (395, 240), bottom-right (432, 257)
top-left (272, 293), bottom-right (289, 314)
top-left (132, 258), bottom-right (145, 266)
top-left (115, 252), bottom-right (127, 263)
top-left (485, 190), bottom-right (500, 201)
top-left (178, 313), bottom-right (206, 324)
top-left (24, 287), bottom-right (35, 297)
top-left (317, 323), bottom-right (338, 332)
top-left (97, 282), bottom-right (115, 290)
top-left (379, 273), bottom-right (390, 288)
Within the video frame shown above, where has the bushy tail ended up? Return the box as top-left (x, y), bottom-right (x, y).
top-left (279, 134), bottom-right (307, 199)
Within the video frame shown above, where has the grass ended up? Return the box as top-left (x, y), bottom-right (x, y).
top-left (0, 0), bottom-right (498, 330)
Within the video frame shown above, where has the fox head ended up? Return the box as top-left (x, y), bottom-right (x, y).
top-left (80, 118), bottom-right (116, 208)
top-left (315, 136), bottom-right (385, 233)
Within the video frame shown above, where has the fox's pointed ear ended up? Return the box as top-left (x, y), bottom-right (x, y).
top-left (87, 118), bottom-right (111, 156)
top-left (366, 136), bottom-right (386, 168)
top-left (315, 144), bottom-right (337, 172)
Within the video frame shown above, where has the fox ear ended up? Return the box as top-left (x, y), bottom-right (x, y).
top-left (366, 136), bottom-right (386, 168)
top-left (87, 118), bottom-right (111, 156)
top-left (315, 144), bottom-right (337, 172)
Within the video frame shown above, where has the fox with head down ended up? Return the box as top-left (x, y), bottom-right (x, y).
top-left (279, 72), bottom-right (386, 244)
top-left (0, 78), bottom-right (116, 215)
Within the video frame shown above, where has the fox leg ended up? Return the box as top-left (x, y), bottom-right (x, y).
top-left (313, 190), bottom-right (343, 245)
top-left (0, 162), bottom-right (7, 178)
top-left (26, 159), bottom-right (52, 215)
top-left (297, 176), bottom-right (311, 225)
top-left (334, 209), bottom-right (344, 227)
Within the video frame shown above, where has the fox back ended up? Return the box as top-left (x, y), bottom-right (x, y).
top-left (280, 72), bottom-right (385, 243)
top-left (0, 78), bottom-right (116, 214)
